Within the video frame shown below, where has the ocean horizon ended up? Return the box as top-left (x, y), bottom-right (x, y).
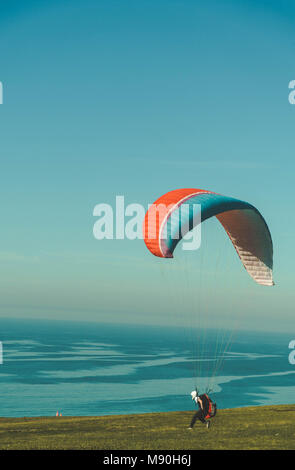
top-left (0, 317), bottom-right (294, 418)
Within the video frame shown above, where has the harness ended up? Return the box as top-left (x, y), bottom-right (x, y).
top-left (203, 394), bottom-right (217, 420)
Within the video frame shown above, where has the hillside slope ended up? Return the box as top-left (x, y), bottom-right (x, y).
top-left (0, 405), bottom-right (294, 450)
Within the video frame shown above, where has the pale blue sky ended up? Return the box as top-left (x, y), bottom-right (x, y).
top-left (0, 0), bottom-right (294, 331)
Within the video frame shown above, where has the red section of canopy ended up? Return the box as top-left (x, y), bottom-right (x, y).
top-left (143, 188), bottom-right (210, 257)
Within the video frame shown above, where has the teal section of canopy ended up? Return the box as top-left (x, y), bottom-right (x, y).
top-left (165, 192), bottom-right (254, 255)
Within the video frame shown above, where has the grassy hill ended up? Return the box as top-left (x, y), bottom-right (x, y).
top-left (0, 404), bottom-right (295, 450)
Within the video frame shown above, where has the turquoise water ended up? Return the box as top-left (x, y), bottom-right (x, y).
top-left (0, 318), bottom-right (294, 417)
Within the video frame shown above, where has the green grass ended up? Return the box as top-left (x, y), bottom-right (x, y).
top-left (0, 405), bottom-right (295, 450)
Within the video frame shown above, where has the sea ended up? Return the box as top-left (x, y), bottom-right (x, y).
top-left (0, 318), bottom-right (294, 418)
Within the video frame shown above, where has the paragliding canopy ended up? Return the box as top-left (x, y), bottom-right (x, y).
top-left (143, 188), bottom-right (274, 286)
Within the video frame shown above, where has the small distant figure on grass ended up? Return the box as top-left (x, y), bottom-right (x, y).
top-left (188, 390), bottom-right (217, 430)
top-left (56, 411), bottom-right (62, 417)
